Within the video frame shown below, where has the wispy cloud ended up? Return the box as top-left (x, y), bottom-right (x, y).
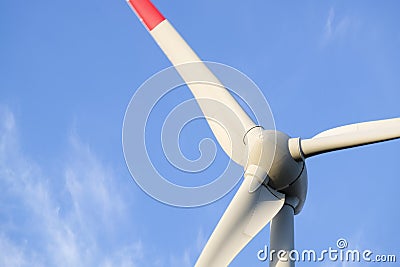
top-left (195, 228), bottom-right (207, 253)
top-left (168, 228), bottom-right (206, 267)
top-left (322, 7), bottom-right (352, 45)
top-left (0, 234), bottom-right (42, 267)
top-left (0, 108), bottom-right (145, 267)
top-left (325, 8), bottom-right (336, 39)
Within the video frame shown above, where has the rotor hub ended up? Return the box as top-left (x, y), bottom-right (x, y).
top-left (245, 129), bottom-right (308, 214)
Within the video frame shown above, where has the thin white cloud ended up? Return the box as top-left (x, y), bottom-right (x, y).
top-left (322, 7), bottom-right (352, 45)
top-left (0, 108), bottom-right (145, 267)
top-left (0, 234), bottom-right (42, 267)
top-left (325, 7), bottom-right (335, 39)
top-left (168, 228), bottom-right (206, 267)
top-left (195, 227), bottom-right (207, 253)
top-left (169, 249), bottom-right (192, 267)
top-left (64, 134), bottom-right (128, 237)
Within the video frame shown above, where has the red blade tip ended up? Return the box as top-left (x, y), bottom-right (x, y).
top-left (127, 0), bottom-right (165, 31)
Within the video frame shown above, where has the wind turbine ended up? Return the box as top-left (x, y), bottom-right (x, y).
top-left (126, 1), bottom-right (400, 266)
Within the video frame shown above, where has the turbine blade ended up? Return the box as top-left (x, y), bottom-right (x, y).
top-left (195, 176), bottom-right (285, 267)
top-left (289, 118), bottom-right (400, 159)
top-left (127, 0), bottom-right (256, 166)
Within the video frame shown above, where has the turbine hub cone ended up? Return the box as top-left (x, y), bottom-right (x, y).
top-left (245, 129), bottom-right (308, 214)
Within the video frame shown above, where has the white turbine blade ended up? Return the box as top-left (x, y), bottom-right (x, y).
top-left (289, 118), bottom-right (400, 159)
top-left (127, 0), bottom-right (256, 166)
top-left (195, 176), bottom-right (285, 267)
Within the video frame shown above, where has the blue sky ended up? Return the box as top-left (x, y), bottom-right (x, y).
top-left (1, 0), bottom-right (399, 266)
